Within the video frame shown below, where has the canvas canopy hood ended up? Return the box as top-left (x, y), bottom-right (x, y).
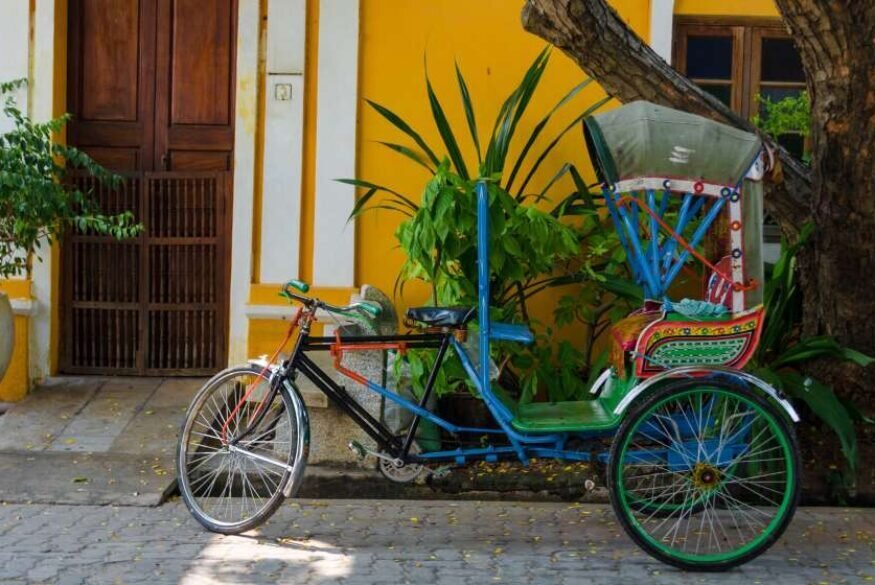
top-left (584, 101), bottom-right (763, 188)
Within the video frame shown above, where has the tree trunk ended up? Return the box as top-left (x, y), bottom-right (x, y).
top-left (521, 0), bottom-right (875, 364)
top-left (520, 0), bottom-right (812, 232)
top-left (772, 1), bottom-right (875, 356)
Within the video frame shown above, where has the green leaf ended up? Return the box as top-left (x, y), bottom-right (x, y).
top-left (366, 99), bottom-right (441, 167)
top-left (773, 369), bottom-right (857, 472)
top-left (426, 70), bottom-right (469, 179)
top-left (534, 162), bottom-right (571, 202)
top-left (516, 95), bottom-right (612, 196)
top-left (377, 142), bottom-right (435, 173)
top-left (839, 347), bottom-right (875, 368)
top-left (337, 178), bottom-right (419, 213)
top-left (505, 77), bottom-right (593, 192)
top-left (347, 187), bottom-right (379, 220)
top-left (771, 336), bottom-right (874, 369)
top-left (484, 48), bottom-right (550, 176)
top-left (455, 62), bottom-right (482, 166)
top-left (599, 275), bottom-right (644, 304)
top-left (567, 165), bottom-right (595, 210)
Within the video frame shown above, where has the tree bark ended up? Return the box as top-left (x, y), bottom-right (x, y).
top-left (520, 0), bottom-right (812, 233)
top-left (521, 0), bottom-right (875, 361)
top-left (772, 0), bottom-right (875, 356)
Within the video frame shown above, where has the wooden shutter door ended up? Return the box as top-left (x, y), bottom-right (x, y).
top-left (62, 0), bottom-right (234, 375)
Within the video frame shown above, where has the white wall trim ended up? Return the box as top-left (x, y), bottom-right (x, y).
top-left (259, 0), bottom-right (307, 283)
top-left (0, 0), bottom-right (29, 134)
top-left (227, 0), bottom-right (262, 364)
top-left (10, 298), bottom-right (36, 317)
top-left (29, 0), bottom-right (57, 381)
top-left (650, 0), bottom-right (676, 62)
top-left (311, 0), bottom-right (360, 287)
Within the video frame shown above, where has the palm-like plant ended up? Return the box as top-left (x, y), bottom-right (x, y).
top-left (748, 223), bottom-right (872, 476)
top-left (345, 48), bottom-right (620, 309)
top-left (344, 49), bottom-right (640, 402)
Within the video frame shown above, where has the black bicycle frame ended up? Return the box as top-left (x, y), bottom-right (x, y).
top-left (285, 325), bottom-right (452, 461)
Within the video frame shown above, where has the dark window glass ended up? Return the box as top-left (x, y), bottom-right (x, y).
top-left (761, 38), bottom-right (805, 82)
top-left (701, 84), bottom-right (732, 107)
top-left (686, 36), bottom-right (733, 79)
top-left (778, 134), bottom-right (805, 160)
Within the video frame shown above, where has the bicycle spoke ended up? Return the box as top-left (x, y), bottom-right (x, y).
top-left (178, 369), bottom-right (298, 530)
top-left (615, 385), bottom-right (796, 567)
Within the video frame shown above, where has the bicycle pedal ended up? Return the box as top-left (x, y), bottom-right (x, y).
top-left (347, 440), bottom-right (367, 460)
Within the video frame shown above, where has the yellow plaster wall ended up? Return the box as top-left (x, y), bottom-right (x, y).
top-left (674, 0), bottom-right (779, 17)
top-left (351, 0), bottom-right (646, 318)
top-left (0, 280), bottom-right (32, 402)
top-left (247, 284), bottom-right (356, 356)
top-left (254, 0), bottom-right (782, 358)
top-left (0, 314), bottom-right (30, 402)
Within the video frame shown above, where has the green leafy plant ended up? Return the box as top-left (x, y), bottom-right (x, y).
top-left (346, 49), bottom-right (639, 401)
top-left (748, 223), bottom-right (872, 475)
top-left (753, 92), bottom-right (811, 163)
top-left (0, 79), bottom-right (141, 278)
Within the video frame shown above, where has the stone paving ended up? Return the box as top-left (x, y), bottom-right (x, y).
top-left (0, 378), bottom-right (202, 506)
top-left (0, 499), bottom-right (872, 584)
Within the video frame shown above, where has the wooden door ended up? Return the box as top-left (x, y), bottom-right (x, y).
top-left (66, 0), bottom-right (157, 171)
top-left (62, 0), bottom-right (236, 375)
top-left (154, 0), bottom-right (236, 172)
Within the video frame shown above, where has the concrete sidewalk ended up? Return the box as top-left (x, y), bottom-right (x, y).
top-left (0, 377), bottom-right (203, 506)
top-left (0, 500), bottom-right (871, 584)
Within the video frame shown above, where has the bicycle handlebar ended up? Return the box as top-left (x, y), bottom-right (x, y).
top-left (279, 280), bottom-right (382, 319)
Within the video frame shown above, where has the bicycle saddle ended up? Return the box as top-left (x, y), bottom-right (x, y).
top-left (406, 306), bottom-right (476, 327)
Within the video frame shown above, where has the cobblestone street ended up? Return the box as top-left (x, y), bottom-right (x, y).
top-left (0, 499), bottom-right (872, 584)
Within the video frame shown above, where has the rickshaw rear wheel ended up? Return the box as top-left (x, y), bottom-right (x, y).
top-left (608, 378), bottom-right (799, 571)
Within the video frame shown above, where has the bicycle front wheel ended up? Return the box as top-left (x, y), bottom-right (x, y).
top-left (177, 365), bottom-right (305, 534)
top-left (609, 379), bottom-right (799, 571)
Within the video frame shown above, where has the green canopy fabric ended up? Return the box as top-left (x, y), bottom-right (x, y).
top-left (584, 101), bottom-right (763, 187)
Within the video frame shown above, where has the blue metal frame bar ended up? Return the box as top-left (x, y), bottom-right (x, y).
top-left (647, 189), bottom-right (659, 282)
top-left (663, 195), bottom-right (728, 287)
top-left (658, 188), bottom-right (670, 220)
top-left (661, 193), bottom-right (705, 272)
top-left (361, 379), bottom-right (504, 436)
top-left (605, 188), bottom-right (643, 287)
top-left (415, 445), bottom-right (597, 464)
top-left (616, 201), bottom-right (661, 297)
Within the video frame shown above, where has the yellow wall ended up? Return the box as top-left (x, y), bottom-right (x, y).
top-left (0, 281), bottom-right (31, 402)
top-left (675, 0), bottom-right (779, 16)
top-left (352, 0), bottom-right (646, 315)
top-left (251, 0), bottom-right (779, 357)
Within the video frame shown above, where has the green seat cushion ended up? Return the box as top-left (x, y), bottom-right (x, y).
top-left (512, 398), bottom-right (620, 433)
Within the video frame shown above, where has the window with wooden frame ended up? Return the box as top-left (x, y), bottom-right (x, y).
top-left (673, 17), bottom-right (808, 161)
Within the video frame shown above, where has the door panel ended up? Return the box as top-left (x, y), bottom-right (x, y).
top-left (81, 147), bottom-right (141, 172)
top-left (156, 0), bottom-right (236, 171)
top-left (170, 151), bottom-right (232, 171)
top-left (169, 0), bottom-right (234, 125)
top-left (79, 0), bottom-right (140, 121)
top-left (63, 172), bottom-right (227, 375)
top-left (68, 0), bottom-right (156, 171)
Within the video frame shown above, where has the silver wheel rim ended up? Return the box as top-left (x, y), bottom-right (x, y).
top-left (179, 370), bottom-right (298, 529)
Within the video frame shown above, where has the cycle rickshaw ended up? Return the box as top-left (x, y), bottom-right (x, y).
top-left (177, 101), bottom-right (800, 571)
